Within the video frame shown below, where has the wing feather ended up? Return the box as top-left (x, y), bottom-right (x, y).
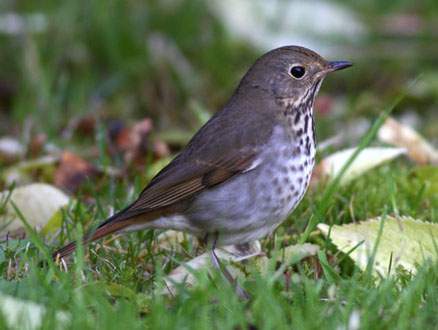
top-left (126, 151), bottom-right (256, 212)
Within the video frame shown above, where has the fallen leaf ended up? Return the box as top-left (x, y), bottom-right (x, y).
top-left (74, 115), bottom-right (97, 137)
top-left (54, 152), bottom-right (98, 192)
top-left (162, 242), bottom-right (319, 296)
top-left (312, 147), bottom-right (406, 185)
top-left (378, 117), bottom-right (438, 165)
top-left (0, 293), bottom-right (69, 330)
top-left (61, 114), bottom-right (97, 141)
top-left (109, 118), bottom-right (154, 165)
top-left (0, 136), bottom-right (25, 163)
top-left (318, 216), bottom-right (438, 277)
top-left (28, 133), bottom-right (47, 157)
top-left (255, 243), bottom-right (320, 276)
top-left (163, 241), bottom-right (262, 295)
top-left (2, 155), bottom-right (59, 185)
top-left (0, 183), bottom-right (70, 235)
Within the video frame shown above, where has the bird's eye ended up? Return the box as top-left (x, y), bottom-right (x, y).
top-left (289, 65), bottom-right (306, 79)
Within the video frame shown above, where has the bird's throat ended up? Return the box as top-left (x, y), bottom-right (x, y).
top-left (279, 85), bottom-right (320, 162)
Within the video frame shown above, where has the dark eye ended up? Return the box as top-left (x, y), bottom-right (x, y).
top-left (289, 65), bottom-right (306, 79)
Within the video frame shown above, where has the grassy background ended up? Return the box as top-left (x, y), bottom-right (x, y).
top-left (0, 0), bottom-right (437, 329)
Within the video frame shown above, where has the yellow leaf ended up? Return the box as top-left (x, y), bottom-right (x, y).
top-left (0, 183), bottom-right (69, 234)
top-left (318, 216), bottom-right (438, 277)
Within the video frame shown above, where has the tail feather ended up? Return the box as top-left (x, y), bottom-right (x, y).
top-left (52, 216), bottom-right (136, 261)
top-left (52, 210), bottom-right (141, 260)
top-left (52, 205), bottom-right (170, 261)
top-left (52, 241), bottom-right (77, 260)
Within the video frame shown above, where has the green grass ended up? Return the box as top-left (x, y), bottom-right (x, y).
top-left (0, 162), bottom-right (436, 329)
top-left (1, 0), bottom-right (437, 329)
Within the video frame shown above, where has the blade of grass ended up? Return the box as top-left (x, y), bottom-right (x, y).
top-left (11, 201), bottom-right (54, 268)
top-left (74, 223), bottom-right (85, 282)
top-left (318, 250), bottom-right (341, 284)
top-left (0, 184), bottom-right (15, 233)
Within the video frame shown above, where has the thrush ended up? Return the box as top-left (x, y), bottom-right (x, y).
top-left (53, 46), bottom-right (351, 262)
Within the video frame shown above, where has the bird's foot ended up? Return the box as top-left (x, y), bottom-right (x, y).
top-left (209, 248), bottom-right (251, 301)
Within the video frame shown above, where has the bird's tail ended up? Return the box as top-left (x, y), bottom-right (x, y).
top-left (52, 208), bottom-right (150, 261)
top-left (52, 220), bottom-right (130, 260)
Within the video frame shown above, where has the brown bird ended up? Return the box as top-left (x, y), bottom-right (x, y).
top-left (53, 46), bottom-right (351, 265)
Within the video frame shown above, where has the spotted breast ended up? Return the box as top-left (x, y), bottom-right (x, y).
top-left (181, 101), bottom-right (316, 246)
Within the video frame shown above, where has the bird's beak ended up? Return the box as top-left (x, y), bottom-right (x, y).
top-left (328, 60), bottom-right (353, 72)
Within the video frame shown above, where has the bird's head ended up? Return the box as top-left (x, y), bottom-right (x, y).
top-left (239, 46), bottom-right (352, 105)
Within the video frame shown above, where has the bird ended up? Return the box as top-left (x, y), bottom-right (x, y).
top-left (53, 46), bottom-right (351, 265)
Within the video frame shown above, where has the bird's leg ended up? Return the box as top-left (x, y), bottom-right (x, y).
top-left (208, 233), bottom-right (251, 301)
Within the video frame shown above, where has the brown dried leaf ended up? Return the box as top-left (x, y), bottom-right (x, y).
top-left (75, 115), bottom-right (96, 137)
top-left (109, 118), bottom-right (156, 165)
top-left (62, 114), bottom-right (97, 140)
top-left (28, 133), bottom-right (47, 157)
top-left (378, 117), bottom-right (438, 165)
top-left (54, 151), bottom-right (98, 192)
